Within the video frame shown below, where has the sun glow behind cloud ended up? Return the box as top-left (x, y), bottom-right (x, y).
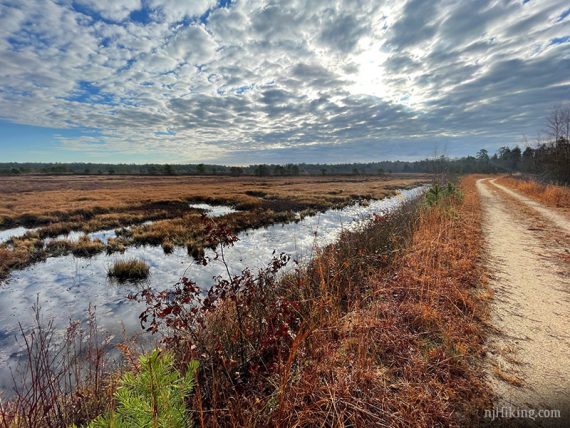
top-left (0, 0), bottom-right (568, 163)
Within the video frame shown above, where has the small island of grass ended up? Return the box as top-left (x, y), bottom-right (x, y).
top-left (107, 258), bottom-right (150, 282)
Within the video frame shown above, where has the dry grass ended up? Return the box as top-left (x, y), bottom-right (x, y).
top-left (0, 246), bottom-right (42, 279)
top-left (2, 176), bottom-right (492, 427)
top-left (107, 258), bottom-right (150, 282)
top-left (0, 174), bottom-right (428, 228)
top-left (130, 175), bottom-right (490, 426)
top-left (491, 363), bottom-right (524, 388)
top-left (0, 237), bottom-right (46, 279)
top-left (0, 236), bottom-right (105, 281)
top-left (71, 236), bottom-right (105, 257)
top-left (496, 176), bottom-right (570, 208)
top-left (0, 305), bottom-right (119, 428)
top-left (265, 176), bottom-right (491, 427)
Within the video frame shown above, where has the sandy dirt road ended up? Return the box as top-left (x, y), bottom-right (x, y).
top-left (477, 178), bottom-right (570, 427)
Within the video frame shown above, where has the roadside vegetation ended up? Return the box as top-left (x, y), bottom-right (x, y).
top-left (496, 176), bottom-right (570, 209)
top-left (0, 176), bottom-right (492, 427)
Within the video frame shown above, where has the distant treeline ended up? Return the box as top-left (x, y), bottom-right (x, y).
top-left (1, 141), bottom-right (568, 183)
top-left (2, 108), bottom-right (568, 183)
top-left (0, 158), bottom-right (504, 176)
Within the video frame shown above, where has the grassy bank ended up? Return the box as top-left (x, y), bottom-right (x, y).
top-left (197, 175), bottom-right (490, 426)
top-left (1, 177), bottom-right (491, 427)
top-left (496, 176), bottom-right (570, 208)
top-left (180, 176), bottom-right (490, 426)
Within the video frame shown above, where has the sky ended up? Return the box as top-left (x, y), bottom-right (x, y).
top-left (0, 0), bottom-right (569, 164)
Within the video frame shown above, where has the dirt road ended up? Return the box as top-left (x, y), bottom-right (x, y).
top-left (477, 178), bottom-right (570, 427)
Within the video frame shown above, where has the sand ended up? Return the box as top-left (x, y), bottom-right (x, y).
top-left (478, 178), bottom-right (570, 427)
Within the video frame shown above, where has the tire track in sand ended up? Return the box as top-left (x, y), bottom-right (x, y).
top-left (477, 178), bottom-right (570, 427)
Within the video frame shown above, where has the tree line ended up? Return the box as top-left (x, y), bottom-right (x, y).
top-left (2, 106), bottom-right (568, 183)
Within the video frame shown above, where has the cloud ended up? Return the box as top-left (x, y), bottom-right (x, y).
top-left (74, 0), bottom-right (142, 21)
top-left (148, 0), bottom-right (216, 23)
top-left (0, 0), bottom-right (569, 163)
top-left (164, 24), bottom-right (218, 65)
top-left (386, 0), bottom-right (438, 49)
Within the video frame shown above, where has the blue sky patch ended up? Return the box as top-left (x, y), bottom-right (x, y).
top-left (233, 84), bottom-right (254, 95)
top-left (550, 35), bottom-right (570, 45)
top-left (154, 130), bottom-right (177, 136)
top-left (70, 1), bottom-right (116, 24)
top-left (64, 81), bottom-right (116, 105)
top-left (130, 7), bottom-right (154, 24)
top-left (558, 8), bottom-right (570, 22)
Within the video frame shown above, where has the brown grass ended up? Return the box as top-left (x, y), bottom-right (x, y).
top-left (0, 246), bottom-right (41, 279)
top-left (491, 363), bottom-right (524, 388)
top-left (131, 175), bottom-right (491, 426)
top-left (0, 237), bottom-right (46, 279)
top-left (264, 176), bottom-right (491, 427)
top-left (107, 258), bottom-right (150, 282)
top-left (0, 174), bottom-right (428, 228)
top-left (496, 176), bottom-right (570, 208)
top-left (71, 236), bottom-right (105, 257)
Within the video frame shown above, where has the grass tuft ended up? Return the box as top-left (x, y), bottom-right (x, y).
top-left (71, 236), bottom-right (105, 258)
top-left (107, 258), bottom-right (150, 283)
top-left (162, 240), bottom-right (174, 254)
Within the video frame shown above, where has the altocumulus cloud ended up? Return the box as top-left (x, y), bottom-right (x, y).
top-left (0, 0), bottom-right (569, 163)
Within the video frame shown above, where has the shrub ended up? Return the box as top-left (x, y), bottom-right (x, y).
top-left (86, 350), bottom-right (199, 428)
top-left (2, 304), bottom-right (113, 427)
top-left (131, 206), bottom-right (420, 425)
top-left (108, 258), bottom-right (150, 282)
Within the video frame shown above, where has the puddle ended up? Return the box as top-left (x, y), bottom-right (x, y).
top-left (45, 229), bottom-right (116, 244)
top-left (188, 203), bottom-right (238, 217)
top-left (46, 221), bottom-right (155, 245)
top-left (0, 227), bottom-right (37, 244)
